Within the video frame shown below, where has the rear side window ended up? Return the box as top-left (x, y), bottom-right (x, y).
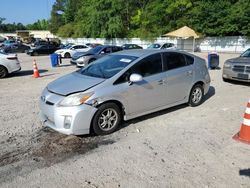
top-left (112, 46), bottom-right (122, 52)
top-left (184, 54), bottom-right (194, 65)
top-left (163, 52), bottom-right (187, 71)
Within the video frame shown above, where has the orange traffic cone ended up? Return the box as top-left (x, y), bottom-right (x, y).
top-left (233, 98), bottom-right (250, 144)
top-left (33, 60), bottom-right (40, 78)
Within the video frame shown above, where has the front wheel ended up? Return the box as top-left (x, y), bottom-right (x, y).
top-left (188, 84), bottom-right (204, 107)
top-left (92, 103), bottom-right (122, 135)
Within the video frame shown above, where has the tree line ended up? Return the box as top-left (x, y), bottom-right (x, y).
top-left (1, 0), bottom-right (249, 39)
top-left (0, 18), bottom-right (49, 33)
top-left (49, 0), bottom-right (250, 38)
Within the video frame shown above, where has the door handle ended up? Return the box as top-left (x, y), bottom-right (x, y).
top-left (158, 79), bottom-right (167, 85)
top-left (186, 70), bottom-right (193, 76)
top-left (158, 80), bottom-right (164, 85)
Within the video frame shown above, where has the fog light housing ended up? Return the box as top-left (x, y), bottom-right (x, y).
top-left (64, 116), bottom-right (72, 129)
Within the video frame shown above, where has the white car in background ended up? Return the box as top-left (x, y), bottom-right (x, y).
top-left (0, 52), bottom-right (21, 78)
top-left (55, 44), bottom-right (91, 58)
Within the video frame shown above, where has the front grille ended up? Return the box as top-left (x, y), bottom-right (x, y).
top-left (232, 65), bottom-right (245, 73)
top-left (246, 66), bottom-right (250, 73)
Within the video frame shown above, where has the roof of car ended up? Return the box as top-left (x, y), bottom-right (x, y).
top-left (113, 49), bottom-right (192, 58)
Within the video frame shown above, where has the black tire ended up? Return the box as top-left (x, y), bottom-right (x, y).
top-left (0, 66), bottom-right (8, 78)
top-left (33, 52), bottom-right (38, 56)
top-left (64, 52), bottom-right (71, 58)
top-left (92, 103), bottom-right (122, 135)
top-left (188, 84), bottom-right (204, 107)
top-left (88, 59), bottom-right (96, 64)
top-left (222, 77), bottom-right (229, 82)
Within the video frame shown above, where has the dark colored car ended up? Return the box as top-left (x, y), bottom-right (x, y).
top-left (27, 45), bottom-right (58, 56)
top-left (70, 45), bottom-right (123, 67)
top-left (3, 43), bottom-right (31, 53)
top-left (122, 44), bottom-right (143, 50)
top-left (222, 48), bottom-right (250, 82)
top-left (32, 40), bottom-right (60, 47)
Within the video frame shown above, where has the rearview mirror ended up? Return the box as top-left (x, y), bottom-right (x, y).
top-left (129, 73), bottom-right (143, 83)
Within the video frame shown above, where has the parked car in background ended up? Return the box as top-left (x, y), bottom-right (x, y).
top-left (0, 52), bottom-right (21, 78)
top-left (71, 45), bottom-right (123, 67)
top-left (222, 48), bottom-right (250, 82)
top-left (86, 43), bottom-right (102, 48)
top-left (31, 40), bottom-right (60, 48)
top-left (59, 43), bottom-right (75, 49)
top-left (26, 45), bottom-right (58, 56)
top-left (0, 38), bottom-right (6, 47)
top-left (55, 44), bottom-right (91, 58)
top-left (2, 43), bottom-right (30, 53)
top-left (148, 43), bottom-right (176, 50)
top-left (122, 44), bottom-right (143, 50)
top-left (2, 40), bottom-right (17, 47)
top-left (39, 49), bottom-right (210, 136)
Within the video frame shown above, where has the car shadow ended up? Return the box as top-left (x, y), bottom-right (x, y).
top-left (119, 85), bottom-right (215, 131)
top-left (203, 86), bottom-right (215, 102)
top-left (10, 69), bottom-right (48, 77)
top-left (225, 80), bottom-right (250, 86)
top-left (239, 168), bottom-right (250, 178)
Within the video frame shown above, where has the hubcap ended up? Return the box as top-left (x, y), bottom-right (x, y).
top-left (98, 108), bottom-right (118, 131)
top-left (191, 88), bottom-right (202, 104)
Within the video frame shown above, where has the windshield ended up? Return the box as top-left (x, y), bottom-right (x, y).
top-left (148, 44), bottom-right (160, 49)
top-left (87, 46), bottom-right (103, 54)
top-left (79, 55), bottom-right (138, 79)
top-left (241, 49), bottom-right (250, 57)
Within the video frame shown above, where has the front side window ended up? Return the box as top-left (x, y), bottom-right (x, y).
top-left (163, 52), bottom-right (187, 71)
top-left (114, 53), bottom-right (163, 84)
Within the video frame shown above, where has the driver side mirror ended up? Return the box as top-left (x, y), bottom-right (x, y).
top-left (129, 73), bottom-right (143, 84)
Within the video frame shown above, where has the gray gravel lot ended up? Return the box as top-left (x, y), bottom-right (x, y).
top-left (0, 52), bottom-right (249, 188)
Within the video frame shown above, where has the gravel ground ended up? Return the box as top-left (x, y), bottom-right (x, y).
top-left (0, 52), bottom-right (249, 188)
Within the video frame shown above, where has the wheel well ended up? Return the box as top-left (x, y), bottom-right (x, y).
top-left (193, 81), bottom-right (205, 89)
top-left (90, 100), bottom-right (125, 135)
top-left (0, 65), bottom-right (8, 74)
top-left (96, 100), bottom-right (125, 117)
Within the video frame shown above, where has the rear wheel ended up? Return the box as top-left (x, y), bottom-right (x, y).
top-left (188, 84), bottom-right (204, 107)
top-left (92, 103), bottom-right (122, 135)
top-left (0, 66), bottom-right (8, 78)
top-left (64, 52), bottom-right (71, 58)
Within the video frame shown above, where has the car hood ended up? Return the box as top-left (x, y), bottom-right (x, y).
top-left (73, 52), bottom-right (94, 59)
top-left (47, 71), bottom-right (105, 96)
top-left (228, 57), bottom-right (250, 64)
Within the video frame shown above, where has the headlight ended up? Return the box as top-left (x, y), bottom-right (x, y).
top-left (58, 92), bottom-right (94, 106)
top-left (224, 61), bottom-right (232, 68)
top-left (76, 56), bottom-right (86, 62)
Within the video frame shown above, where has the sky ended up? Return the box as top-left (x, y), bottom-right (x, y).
top-left (0, 0), bottom-right (56, 25)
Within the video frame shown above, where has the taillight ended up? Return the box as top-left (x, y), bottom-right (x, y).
top-left (7, 57), bottom-right (17, 60)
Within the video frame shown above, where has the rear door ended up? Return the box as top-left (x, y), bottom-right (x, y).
top-left (163, 52), bottom-right (194, 104)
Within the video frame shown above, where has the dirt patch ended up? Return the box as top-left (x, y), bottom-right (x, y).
top-left (0, 127), bottom-right (116, 184)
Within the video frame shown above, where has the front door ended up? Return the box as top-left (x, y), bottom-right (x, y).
top-left (114, 53), bottom-right (168, 116)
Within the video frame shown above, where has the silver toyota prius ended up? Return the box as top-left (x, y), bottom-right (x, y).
top-left (40, 50), bottom-right (210, 135)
